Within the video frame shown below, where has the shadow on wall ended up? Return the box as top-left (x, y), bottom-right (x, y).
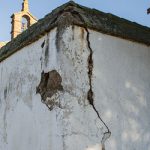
top-left (125, 81), bottom-right (147, 107)
top-left (120, 81), bottom-right (150, 146)
top-left (94, 79), bottom-right (150, 149)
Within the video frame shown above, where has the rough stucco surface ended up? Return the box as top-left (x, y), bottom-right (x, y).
top-left (90, 30), bottom-right (150, 150)
top-left (0, 26), bottom-right (107, 150)
top-left (0, 25), bottom-right (150, 150)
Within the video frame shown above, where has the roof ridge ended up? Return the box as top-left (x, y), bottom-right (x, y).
top-left (0, 1), bottom-right (150, 62)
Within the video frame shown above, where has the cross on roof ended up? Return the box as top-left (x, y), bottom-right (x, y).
top-left (22, 0), bottom-right (29, 12)
top-left (147, 8), bottom-right (150, 14)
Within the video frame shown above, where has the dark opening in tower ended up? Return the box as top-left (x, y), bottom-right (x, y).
top-left (21, 15), bottom-right (30, 32)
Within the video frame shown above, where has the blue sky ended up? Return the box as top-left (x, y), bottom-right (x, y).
top-left (0, 0), bottom-right (150, 41)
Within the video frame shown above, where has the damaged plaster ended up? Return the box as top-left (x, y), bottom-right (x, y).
top-left (1, 7), bottom-right (150, 148)
top-left (37, 70), bottom-right (63, 110)
top-left (37, 25), bottom-right (111, 150)
top-left (85, 28), bottom-right (111, 150)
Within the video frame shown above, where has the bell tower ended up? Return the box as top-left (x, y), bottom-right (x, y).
top-left (11, 0), bottom-right (37, 39)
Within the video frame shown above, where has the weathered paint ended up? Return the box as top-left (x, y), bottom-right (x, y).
top-left (0, 25), bottom-right (150, 150)
top-left (0, 26), bottom-right (106, 150)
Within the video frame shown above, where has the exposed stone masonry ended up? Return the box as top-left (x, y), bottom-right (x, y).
top-left (36, 70), bottom-right (63, 110)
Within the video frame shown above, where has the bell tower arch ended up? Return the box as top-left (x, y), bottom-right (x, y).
top-left (11, 0), bottom-right (37, 39)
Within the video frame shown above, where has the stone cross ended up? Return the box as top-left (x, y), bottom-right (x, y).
top-left (22, 0), bottom-right (29, 12)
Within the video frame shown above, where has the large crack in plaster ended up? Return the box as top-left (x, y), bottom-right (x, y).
top-left (38, 22), bottom-right (111, 149)
top-left (85, 28), bottom-right (111, 150)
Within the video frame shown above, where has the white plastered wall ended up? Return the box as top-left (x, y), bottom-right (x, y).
top-left (0, 25), bottom-right (150, 150)
top-left (90, 30), bottom-right (150, 150)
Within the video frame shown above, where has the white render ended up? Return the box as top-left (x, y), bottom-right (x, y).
top-left (90, 30), bottom-right (150, 150)
top-left (0, 25), bottom-right (150, 150)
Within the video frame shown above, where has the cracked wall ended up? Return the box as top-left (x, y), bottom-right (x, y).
top-left (0, 25), bottom-right (150, 150)
top-left (90, 30), bottom-right (150, 150)
top-left (86, 28), bottom-right (111, 150)
top-left (38, 25), bottom-right (109, 149)
top-left (0, 26), bottom-right (108, 150)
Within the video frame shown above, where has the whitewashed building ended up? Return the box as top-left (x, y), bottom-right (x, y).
top-left (0, 1), bottom-right (150, 150)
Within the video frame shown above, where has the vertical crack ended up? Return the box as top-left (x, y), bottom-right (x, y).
top-left (44, 34), bottom-right (50, 67)
top-left (85, 28), bottom-right (111, 150)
